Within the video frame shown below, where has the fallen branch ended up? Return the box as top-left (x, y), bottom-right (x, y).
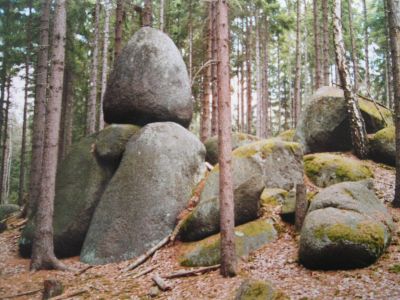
top-left (11, 219), bottom-right (27, 229)
top-left (0, 288), bottom-right (43, 299)
top-left (162, 264), bottom-right (220, 279)
top-left (131, 266), bottom-right (157, 279)
top-left (123, 235), bottom-right (170, 272)
top-left (51, 289), bottom-right (88, 300)
top-left (74, 265), bottom-right (93, 276)
top-left (152, 274), bottom-right (172, 291)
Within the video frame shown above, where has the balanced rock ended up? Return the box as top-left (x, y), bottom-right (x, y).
top-left (103, 27), bottom-right (192, 127)
top-left (299, 181), bottom-right (393, 269)
top-left (179, 139), bottom-right (304, 242)
top-left (180, 219), bottom-right (277, 267)
top-left (369, 126), bottom-right (395, 166)
top-left (81, 122), bottom-right (206, 265)
top-left (204, 133), bottom-right (260, 165)
top-left (304, 153), bottom-right (373, 188)
top-left (295, 86), bottom-right (393, 153)
top-left (20, 132), bottom-right (119, 257)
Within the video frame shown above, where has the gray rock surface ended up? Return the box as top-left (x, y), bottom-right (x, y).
top-left (81, 122), bottom-right (206, 265)
top-left (299, 180), bottom-right (394, 269)
top-left (369, 126), bottom-right (395, 166)
top-left (103, 27), bottom-right (192, 127)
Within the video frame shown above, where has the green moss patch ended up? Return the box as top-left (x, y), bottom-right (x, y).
top-left (389, 264), bottom-right (400, 273)
top-left (359, 98), bottom-right (393, 130)
top-left (304, 153), bottom-right (373, 188)
top-left (235, 279), bottom-right (288, 300)
top-left (277, 129), bottom-right (295, 142)
top-left (371, 126), bottom-right (395, 144)
top-left (233, 139), bottom-right (301, 159)
top-left (260, 188), bottom-right (288, 207)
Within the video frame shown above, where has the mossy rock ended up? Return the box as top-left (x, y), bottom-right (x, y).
top-left (369, 126), bottom-right (395, 166)
top-left (95, 124), bottom-right (141, 165)
top-left (295, 86), bottom-right (393, 154)
top-left (277, 129), bottom-right (295, 142)
top-left (299, 181), bottom-right (394, 270)
top-left (0, 204), bottom-right (19, 221)
top-left (234, 279), bottom-right (289, 300)
top-left (179, 219), bottom-right (277, 267)
top-left (260, 188), bottom-right (288, 207)
top-left (304, 153), bottom-right (373, 188)
top-left (20, 133), bottom-right (116, 258)
top-left (179, 139), bottom-right (304, 242)
top-left (204, 133), bottom-right (260, 165)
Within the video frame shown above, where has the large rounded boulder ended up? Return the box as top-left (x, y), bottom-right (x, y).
top-left (369, 126), bottom-right (395, 166)
top-left (80, 122), bottom-right (206, 265)
top-left (179, 139), bottom-right (304, 242)
top-left (299, 181), bottom-right (394, 270)
top-left (103, 27), bottom-right (192, 127)
top-left (295, 86), bottom-right (393, 153)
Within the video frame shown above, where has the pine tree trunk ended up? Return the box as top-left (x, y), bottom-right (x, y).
top-left (211, 2), bottom-right (218, 136)
top-left (28, 0), bottom-right (51, 217)
top-left (240, 59), bottom-right (245, 133)
top-left (387, 0), bottom-right (400, 207)
top-left (31, 0), bottom-right (68, 271)
top-left (114, 0), bottom-right (125, 60)
top-left (333, 0), bottom-right (369, 159)
top-left (99, 0), bottom-right (111, 130)
top-left (347, 0), bottom-right (360, 91)
top-left (322, 0), bottom-right (330, 86)
top-left (143, 0), bottom-right (152, 27)
top-left (313, 0), bottom-right (322, 90)
top-left (262, 16), bottom-right (270, 138)
top-left (294, 0), bottom-right (302, 127)
top-left (87, 0), bottom-right (100, 135)
top-left (277, 37), bottom-right (282, 133)
top-left (362, 0), bottom-right (371, 94)
top-left (200, 4), bottom-right (212, 143)
top-left (0, 78), bottom-right (11, 204)
top-left (160, 0), bottom-right (164, 31)
top-left (246, 18), bottom-right (253, 134)
top-left (384, 0), bottom-right (394, 109)
top-left (216, 0), bottom-right (237, 277)
top-left (255, 13), bottom-right (262, 137)
top-left (188, 0), bottom-right (193, 83)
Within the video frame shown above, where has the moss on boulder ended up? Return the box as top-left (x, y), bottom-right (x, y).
top-left (369, 126), bottom-right (395, 166)
top-left (304, 153), bottom-right (373, 188)
top-left (179, 219), bottom-right (277, 267)
top-left (234, 279), bottom-right (288, 300)
top-left (299, 181), bottom-right (393, 269)
top-left (260, 188), bottom-right (288, 207)
top-left (204, 133), bottom-right (260, 165)
top-left (277, 129), bottom-right (295, 142)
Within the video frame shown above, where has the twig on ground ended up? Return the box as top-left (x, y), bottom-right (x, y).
top-left (74, 265), bottom-right (93, 276)
top-left (51, 289), bottom-right (88, 300)
top-left (152, 274), bottom-right (172, 291)
top-left (162, 264), bottom-right (220, 279)
top-left (0, 288), bottom-right (43, 299)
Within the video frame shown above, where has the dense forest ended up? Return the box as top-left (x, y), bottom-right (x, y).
top-left (0, 0), bottom-right (400, 299)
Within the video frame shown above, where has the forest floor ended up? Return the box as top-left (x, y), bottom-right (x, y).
top-left (0, 153), bottom-right (400, 300)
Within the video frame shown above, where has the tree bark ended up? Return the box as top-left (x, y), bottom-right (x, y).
top-left (0, 78), bottom-right (11, 204)
top-left (347, 0), bottom-right (360, 91)
top-left (31, 0), bottom-right (68, 271)
top-left (313, 0), bottom-right (322, 90)
top-left (333, 0), bottom-right (369, 159)
top-left (99, 0), bottom-right (111, 130)
top-left (255, 12), bottom-right (262, 138)
top-left (28, 0), bottom-right (51, 217)
top-left (216, 0), bottom-right (237, 278)
top-left (188, 0), bottom-right (193, 82)
top-left (321, 0), bottom-right (330, 86)
top-left (362, 0), bottom-right (371, 94)
top-left (114, 0), bottom-right (125, 60)
top-left (294, 0), bottom-right (302, 127)
top-left (87, 0), bottom-right (100, 135)
top-left (262, 16), bottom-right (270, 138)
top-left (211, 2), bottom-right (218, 136)
top-left (387, 0), bottom-right (400, 207)
top-left (143, 0), bottom-right (153, 27)
top-left (295, 184), bottom-right (308, 231)
top-left (385, 0), bottom-right (394, 109)
top-left (246, 17), bottom-right (253, 134)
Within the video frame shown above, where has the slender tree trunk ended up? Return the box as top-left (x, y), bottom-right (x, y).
top-left (347, 0), bottom-right (360, 91)
top-left (0, 78), bottom-right (11, 204)
top-left (211, 2), bottom-right (218, 136)
top-left (322, 0), bottom-right (330, 86)
top-left (294, 0), bottom-right (302, 127)
top-left (31, 0), bottom-right (68, 271)
top-left (262, 16), bottom-right (270, 138)
top-left (362, 0), bottom-right (371, 94)
top-left (28, 0), bottom-right (51, 217)
top-left (188, 0), bottom-right (193, 82)
top-left (99, 0), bottom-right (111, 130)
top-left (387, 0), bottom-right (400, 207)
top-left (200, 4), bottom-right (212, 143)
top-left (313, 0), bottom-right (322, 90)
top-left (160, 0), bottom-right (164, 31)
top-left (277, 37), bottom-right (282, 133)
top-left (143, 0), bottom-right (153, 27)
top-left (216, 0), bottom-right (237, 277)
top-left (255, 13), bottom-right (262, 137)
top-left (333, 0), bottom-right (369, 159)
top-left (385, 0), bottom-right (394, 109)
top-left (114, 0), bottom-right (125, 60)
top-left (87, 0), bottom-right (100, 135)
top-left (303, 0), bottom-right (311, 103)
top-left (246, 18), bottom-right (253, 134)
top-left (240, 58), bottom-right (245, 133)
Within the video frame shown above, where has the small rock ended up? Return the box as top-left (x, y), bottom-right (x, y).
top-left (42, 279), bottom-right (63, 300)
top-left (148, 286), bottom-right (160, 298)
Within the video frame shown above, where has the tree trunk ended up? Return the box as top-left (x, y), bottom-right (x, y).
top-left (246, 17), bottom-right (253, 134)
top-left (200, 3), bottom-right (212, 143)
top-left (188, 0), bottom-right (193, 82)
top-left (277, 37), bottom-right (282, 133)
top-left (255, 12), bottom-right (262, 138)
top-left (216, 0), bottom-right (237, 277)
top-left (240, 58), bottom-right (245, 133)
top-left (313, 0), bottom-right (322, 90)
top-left (59, 67), bottom-right (74, 162)
top-left (262, 16), bottom-right (270, 138)
top-left (114, 0), bottom-right (125, 60)
top-left (143, 0), bottom-right (152, 27)
top-left (0, 78), bottom-right (11, 204)
top-left (387, 0), bottom-right (400, 207)
top-left (99, 0), bottom-right (111, 130)
top-left (211, 2), bottom-right (218, 136)
top-left (87, 0), bottom-right (100, 135)
top-left (295, 184), bottom-right (308, 231)
top-left (322, 0), bottom-right (330, 86)
top-left (347, 0), bottom-right (360, 91)
top-left (28, 0), bottom-right (51, 217)
top-left (384, 0), bottom-right (394, 109)
top-left (333, 0), bottom-right (369, 159)
top-left (362, 0), bottom-right (371, 94)
top-left (294, 0), bottom-right (302, 127)
top-left (31, 0), bottom-right (68, 271)
top-left (160, 0), bottom-right (164, 31)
